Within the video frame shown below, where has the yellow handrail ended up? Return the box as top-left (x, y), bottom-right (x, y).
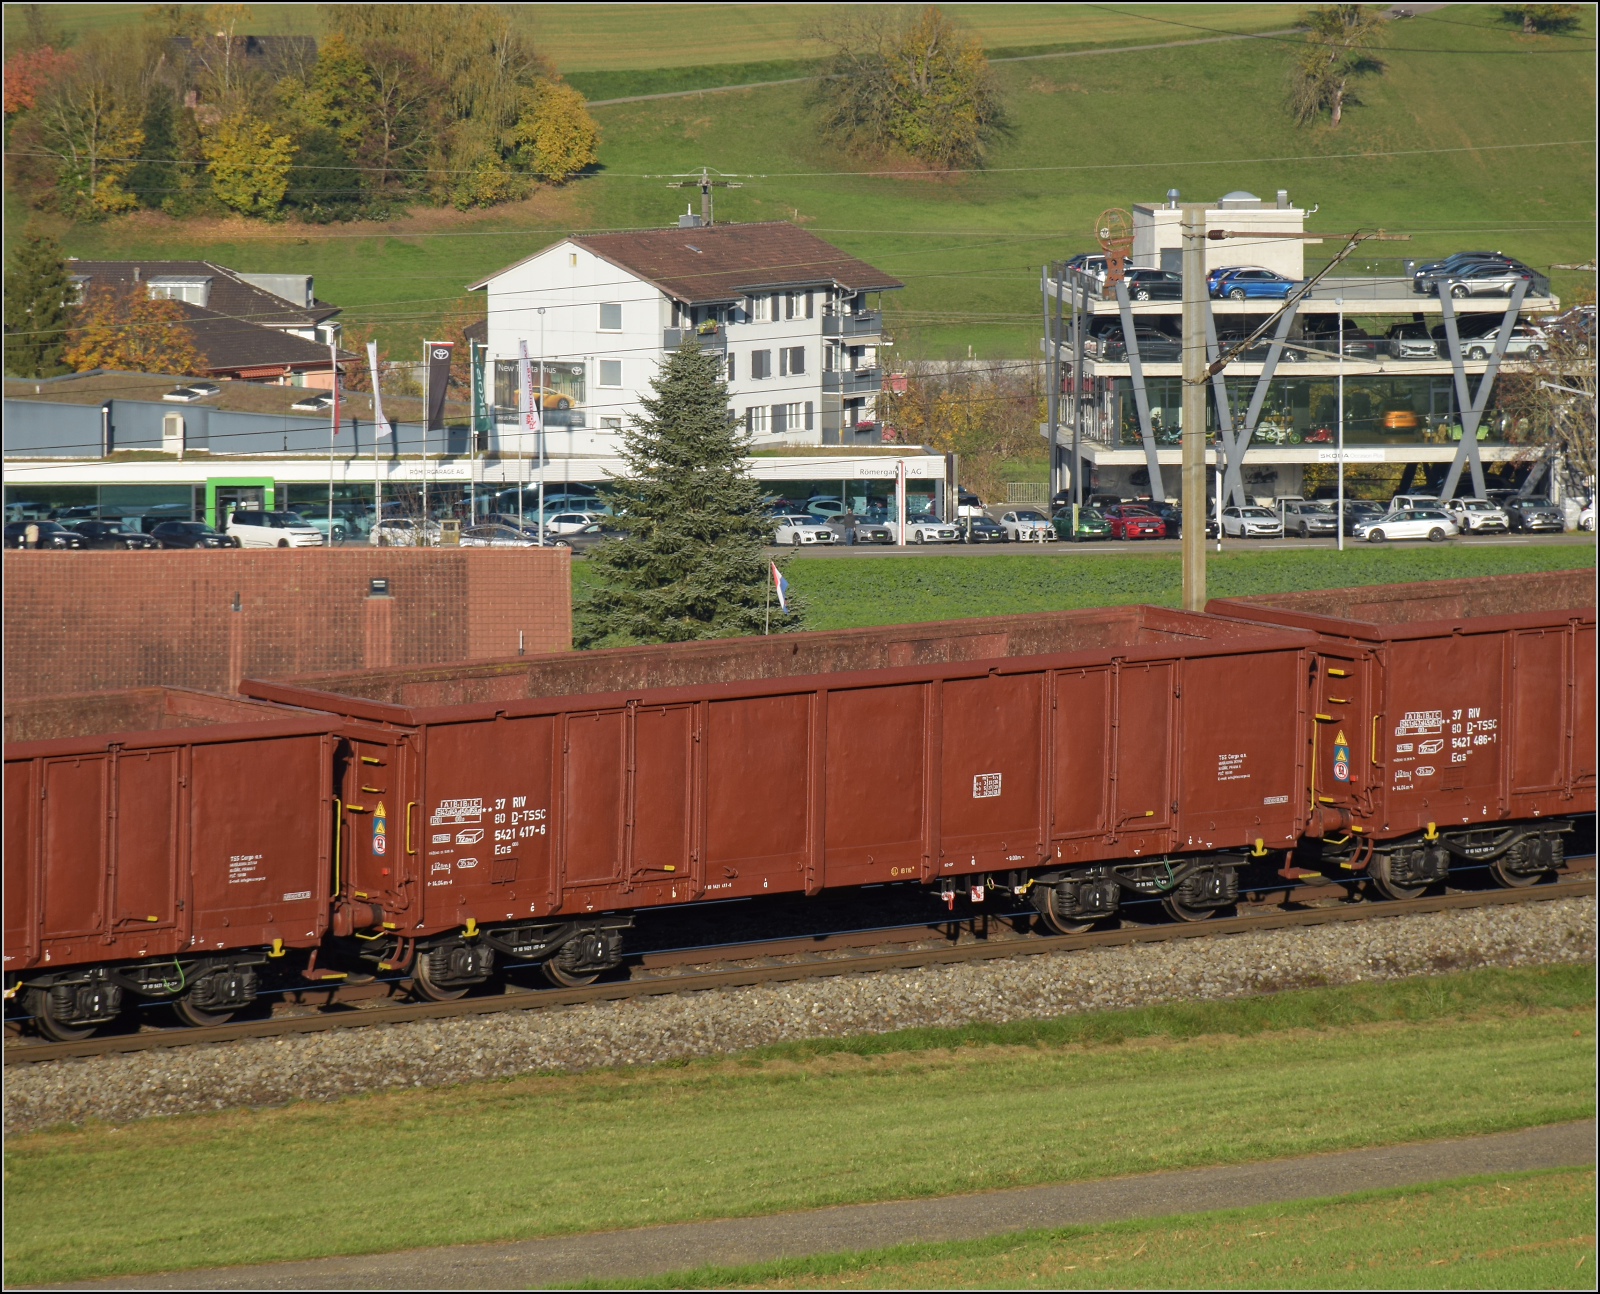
top-left (406, 802), bottom-right (417, 855)
top-left (332, 797), bottom-right (342, 898)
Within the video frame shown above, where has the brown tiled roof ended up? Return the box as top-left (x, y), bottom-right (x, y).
top-left (169, 304), bottom-right (350, 375)
top-left (469, 222), bottom-right (903, 304)
top-left (67, 260), bottom-right (339, 329)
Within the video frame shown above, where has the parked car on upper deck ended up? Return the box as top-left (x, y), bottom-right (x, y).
top-left (1213, 268), bottom-right (1299, 301)
top-left (1122, 268), bottom-right (1182, 301)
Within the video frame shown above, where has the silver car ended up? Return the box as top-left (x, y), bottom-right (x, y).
top-left (999, 510), bottom-right (1054, 542)
top-left (1280, 501), bottom-right (1338, 538)
top-left (461, 523), bottom-right (538, 548)
top-left (1353, 509), bottom-right (1459, 543)
top-left (1426, 261), bottom-right (1547, 299)
top-left (773, 515), bottom-right (836, 547)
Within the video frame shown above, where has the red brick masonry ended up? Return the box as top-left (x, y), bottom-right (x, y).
top-left (3, 548), bottom-right (570, 699)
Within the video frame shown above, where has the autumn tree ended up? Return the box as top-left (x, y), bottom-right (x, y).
top-left (884, 360), bottom-right (1044, 501)
top-left (3, 235), bottom-right (74, 378)
top-left (512, 80), bottom-right (599, 184)
top-left (1286, 4), bottom-right (1388, 128)
top-left (808, 6), bottom-right (1002, 169)
top-left (14, 35), bottom-right (144, 216)
top-left (1499, 5), bottom-right (1583, 34)
top-left (63, 284), bottom-right (204, 375)
top-left (202, 111), bottom-right (293, 215)
top-left (2, 45), bottom-right (76, 114)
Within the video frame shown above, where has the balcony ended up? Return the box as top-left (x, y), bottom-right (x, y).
top-left (823, 367), bottom-right (882, 395)
top-left (663, 327), bottom-right (727, 354)
top-left (823, 311), bottom-right (882, 339)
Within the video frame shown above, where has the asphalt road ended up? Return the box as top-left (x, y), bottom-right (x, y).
top-left (44, 1119), bottom-right (1595, 1290)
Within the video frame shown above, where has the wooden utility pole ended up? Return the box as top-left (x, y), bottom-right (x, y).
top-left (1181, 206), bottom-right (1208, 612)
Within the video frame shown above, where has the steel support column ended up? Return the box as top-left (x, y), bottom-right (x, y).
top-left (1114, 280), bottom-right (1166, 502)
top-left (1438, 281), bottom-right (1528, 501)
top-left (1219, 301), bottom-right (1300, 507)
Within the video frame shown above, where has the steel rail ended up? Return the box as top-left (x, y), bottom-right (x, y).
top-left (5, 879), bottom-right (1592, 1066)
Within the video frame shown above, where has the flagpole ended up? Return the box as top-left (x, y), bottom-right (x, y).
top-left (765, 574), bottom-right (770, 635)
top-left (328, 340), bottom-right (338, 546)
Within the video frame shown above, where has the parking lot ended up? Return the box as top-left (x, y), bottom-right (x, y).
top-left (760, 531), bottom-right (1595, 558)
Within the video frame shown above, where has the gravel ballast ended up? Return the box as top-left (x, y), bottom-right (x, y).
top-left (6, 896), bottom-right (1594, 1135)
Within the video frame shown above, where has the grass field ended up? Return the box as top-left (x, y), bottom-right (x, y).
top-left (600, 1169), bottom-right (1597, 1290)
top-left (26, 5), bottom-right (1595, 359)
top-left (571, 540), bottom-right (1596, 633)
top-left (6, 964), bottom-right (1593, 1285)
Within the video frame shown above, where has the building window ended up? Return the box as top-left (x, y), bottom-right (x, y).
top-left (747, 294), bottom-right (769, 322)
top-left (745, 406), bottom-right (768, 434)
top-left (147, 279), bottom-right (209, 305)
top-left (750, 350), bottom-right (772, 380)
top-left (726, 352), bottom-right (736, 381)
top-left (804, 400), bottom-right (814, 431)
top-left (805, 291), bottom-right (814, 319)
top-left (601, 417), bottom-right (622, 430)
top-left (599, 302), bottom-right (622, 331)
top-left (780, 346), bottom-right (805, 377)
top-left (569, 252), bottom-right (578, 267)
top-left (598, 359), bottom-right (623, 387)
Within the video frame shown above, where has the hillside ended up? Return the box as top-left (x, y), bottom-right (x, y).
top-left (20, 5), bottom-right (1597, 360)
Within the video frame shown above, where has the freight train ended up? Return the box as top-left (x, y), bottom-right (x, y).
top-left (5, 575), bottom-right (1593, 1041)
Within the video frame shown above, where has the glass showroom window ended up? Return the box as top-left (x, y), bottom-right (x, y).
top-left (599, 303), bottom-right (622, 331)
top-left (599, 359), bottom-right (623, 387)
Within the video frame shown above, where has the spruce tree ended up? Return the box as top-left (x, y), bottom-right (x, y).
top-left (3, 234), bottom-right (73, 378)
top-left (128, 93), bottom-right (177, 210)
top-left (575, 341), bottom-right (801, 646)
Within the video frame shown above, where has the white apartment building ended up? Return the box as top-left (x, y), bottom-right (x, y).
top-left (468, 221), bottom-right (902, 455)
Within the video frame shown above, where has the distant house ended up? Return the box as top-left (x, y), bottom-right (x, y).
top-left (67, 260), bottom-right (347, 386)
top-left (468, 221), bottom-right (903, 452)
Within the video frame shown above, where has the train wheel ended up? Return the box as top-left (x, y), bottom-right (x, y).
top-left (411, 951), bottom-right (470, 1002)
top-left (26, 988), bottom-right (99, 1042)
top-left (1160, 896), bottom-right (1219, 922)
top-left (1489, 857), bottom-right (1544, 888)
top-left (542, 960), bottom-right (600, 988)
top-left (173, 997), bottom-right (234, 1027)
top-left (1368, 853), bottom-right (1426, 900)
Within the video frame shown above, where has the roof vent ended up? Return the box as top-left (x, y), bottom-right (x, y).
top-left (678, 206), bottom-right (705, 229)
top-left (1218, 190), bottom-right (1262, 209)
top-left (685, 244), bottom-right (702, 254)
top-left (1276, 189), bottom-right (1290, 209)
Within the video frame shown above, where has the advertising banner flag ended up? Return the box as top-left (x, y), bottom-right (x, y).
top-left (425, 341), bottom-right (454, 431)
top-left (517, 339), bottom-right (541, 456)
top-left (367, 341), bottom-right (393, 440)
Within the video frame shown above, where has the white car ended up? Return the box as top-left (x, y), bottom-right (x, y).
top-left (999, 510), bottom-right (1053, 542)
top-left (773, 515), bottom-right (836, 546)
top-left (544, 512), bottom-right (604, 536)
top-left (1353, 508), bottom-right (1459, 543)
top-left (1580, 503), bottom-right (1596, 532)
top-left (1389, 494), bottom-right (1442, 512)
top-left (1220, 506), bottom-right (1284, 538)
top-left (1444, 499), bottom-right (1509, 533)
top-left (369, 518), bottom-right (442, 547)
top-left (906, 517), bottom-right (960, 544)
top-left (226, 509), bottom-right (325, 548)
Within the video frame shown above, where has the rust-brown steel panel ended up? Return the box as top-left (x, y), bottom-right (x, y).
top-left (41, 757), bottom-right (106, 940)
top-left (3, 760), bottom-right (36, 967)
top-left (939, 673), bottom-right (1043, 873)
top-left (824, 683), bottom-right (927, 887)
top-left (1176, 652), bottom-right (1303, 851)
top-left (1573, 623), bottom-right (1597, 791)
top-left (562, 710), bottom-right (627, 890)
top-left (416, 716), bottom-right (556, 926)
top-left (1508, 629), bottom-right (1567, 794)
top-left (112, 749), bottom-right (179, 930)
top-left (189, 736), bottom-right (327, 951)
top-left (630, 705), bottom-right (696, 902)
top-left (704, 694), bottom-right (809, 896)
top-left (1050, 669), bottom-right (1109, 840)
top-left (1112, 662), bottom-right (1174, 840)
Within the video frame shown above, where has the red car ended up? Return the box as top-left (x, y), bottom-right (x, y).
top-left (1102, 505), bottom-right (1167, 539)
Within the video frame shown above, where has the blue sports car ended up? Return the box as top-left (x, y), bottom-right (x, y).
top-left (1212, 267), bottom-right (1299, 300)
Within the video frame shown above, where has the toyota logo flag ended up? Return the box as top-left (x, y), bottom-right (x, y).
top-left (425, 340), bottom-right (454, 431)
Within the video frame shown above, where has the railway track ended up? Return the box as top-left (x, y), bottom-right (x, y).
top-left (7, 876), bottom-right (1592, 1067)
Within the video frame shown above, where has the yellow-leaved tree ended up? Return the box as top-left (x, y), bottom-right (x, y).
top-left (63, 285), bottom-right (205, 375)
top-left (203, 112), bottom-right (294, 216)
top-left (512, 80), bottom-right (599, 184)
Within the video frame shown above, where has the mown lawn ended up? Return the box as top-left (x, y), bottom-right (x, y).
top-left (6, 964), bottom-right (1593, 1285)
top-left (571, 540), bottom-right (1595, 633)
top-left (597, 1169), bottom-right (1596, 1290)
